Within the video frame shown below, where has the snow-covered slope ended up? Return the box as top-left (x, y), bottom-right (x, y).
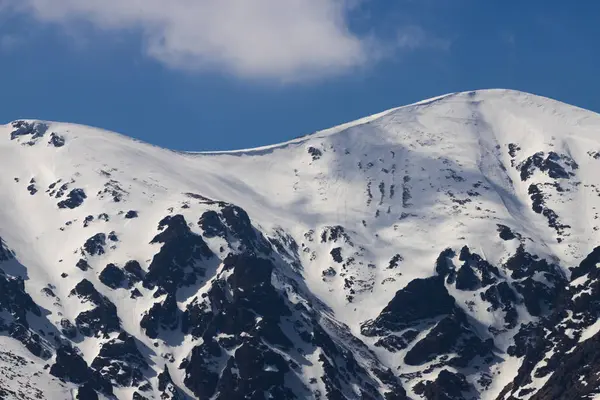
top-left (2, 89), bottom-right (600, 399)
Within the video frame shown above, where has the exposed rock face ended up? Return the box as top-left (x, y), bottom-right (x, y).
top-left (199, 205), bottom-right (272, 254)
top-left (57, 188), bottom-right (87, 209)
top-left (83, 233), bottom-right (107, 256)
top-left (0, 261), bottom-right (52, 360)
top-left (69, 279), bottom-right (120, 337)
top-left (498, 245), bottom-right (600, 399)
top-left (157, 366), bottom-right (182, 400)
top-left (413, 370), bottom-right (474, 400)
top-left (90, 332), bottom-right (149, 388)
top-left (10, 120), bottom-right (48, 143)
top-left (0, 269), bottom-right (41, 327)
top-left (143, 214), bottom-right (214, 295)
top-left (517, 151), bottom-right (578, 181)
top-left (181, 253), bottom-right (296, 399)
top-left (362, 273), bottom-right (494, 373)
top-left (361, 277), bottom-right (455, 337)
top-left (99, 263), bottom-right (126, 289)
top-left (125, 210), bottom-right (139, 219)
top-left (140, 294), bottom-right (179, 339)
top-left (50, 345), bottom-right (112, 396)
top-left (49, 132), bottom-right (65, 147)
top-left (180, 250), bottom-right (395, 400)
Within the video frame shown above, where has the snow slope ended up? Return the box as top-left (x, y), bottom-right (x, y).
top-left (2, 89), bottom-right (600, 399)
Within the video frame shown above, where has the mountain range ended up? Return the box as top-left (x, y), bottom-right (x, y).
top-left (1, 89), bottom-right (600, 399)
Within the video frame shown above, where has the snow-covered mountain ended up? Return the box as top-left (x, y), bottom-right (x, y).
top-left (2, 89), bottom-right (600, 400)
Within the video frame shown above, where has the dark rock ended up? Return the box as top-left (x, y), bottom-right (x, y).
top-left (388, 254), bottom-right (403, 269)
top-left (503, 246), bottom-right (565, 317)
top-left (361, 277), bottom-right (454, 337)
top-left (58, 188), bottom-right (87, 209)
top-left (214, 339), bottom-right (294, 400)
top-left (220, 204), bottom-right (271, 254)
top-left (181, 297), bottom-right (213, 340)
top-left (183, 340), bottom-right (221, 398)
top-left (98, 180), bottom-right (127, 203)
top-left (180, 252), bottom-right (330, 398)
top-left (83, 215), bottom-right (94, 227)
top-left (413, 369), bottom-right (473, 400)
top-left (10, 120), bottom-right (48, 141)
top-left (457, 246), bottom-right (499, 287)
top-left (455, 263), bottom-right (480, 291)
top-left (49, 132), bottom-right (65, 147)
top-left (125, 210), bottom-right (139, 219)
top-left (60, 318), bottom-right (78, 339)
top-left (99, 264), bottom-right (126, 289)
top-left (158, 365), bottom-right (182, 399)
top-left (70, 279), bottom-right (103, 303)
top-left (527, 184), bottom-right (570, 235)
top-left (83, 233), bottom-right (106, 256)
top-left (143, 215), bottom-right (213, 295)
top-left (76, 383), bottom-right (98, 400)
top-left (373, 368), bottom-right (408, 400)
top-left (374, 330), bottom-right (419, 352)
top-left (141, 294), bottom-right (179, 339)
top-left (528, 324), bottom-right (600, 399)
top-left (50, 345), bottom-right (90, 384)
top-left (518, 151), bottom-right (577, 181)
top-left (0, 238), bottom-right (13, 261)
top-left (50, 345), bottom-right (112, 395)
top-left (27, 183), bottom-right (37, 195)
top-left (570, 246), bottom-right (600, 281)
top-left (508, 143), bottom-right (521, 158)
top-left (198, 210), bottom-right (227, 238)
top-left (8, 324), bottom-right (51, 360)
top-left (308, 146), bottom-right (322, 160)
top-left (435, 248), bottom-right (456, 278)
top-left (330, 247), bottom-right (343, 263)
top-left (481, 282), bottom-right (518, 328)
top-left (497, 224), bottom-right (517, 240)
top-left (514, 277), bottom-right (557, 317)
top-left (91, 332), bottom-right (148, 387)
top-left (70, 279), bottom-right (120, 337)
top-left (322, 267), bottom-right (337, 278)
top-left (108, 231), bottom-right (118, 242)
top-left (76, 259), bottom-right (90, 271)
top-left (404, 309), bottom-right (492, 367)
top-left (320, 226), bottom-right (353, 245)
top-left (0, 268), bottom-right (41, 326)
top-left (124, 260), bottom-right (144, 282)
top-left (56, 183), bottom-right (69, 198)
top-left (41, 286), bottom-right (56, 297)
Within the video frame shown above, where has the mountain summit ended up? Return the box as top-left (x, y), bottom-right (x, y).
top-left (2, 89), bottom-right (600, 399)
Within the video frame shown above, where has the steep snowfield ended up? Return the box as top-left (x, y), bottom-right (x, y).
top-left (2, 89), bottom-right (600, 399)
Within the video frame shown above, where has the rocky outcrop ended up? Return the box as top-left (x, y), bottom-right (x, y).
top-left (69, 279), bottom-right (120, 337)
top-left (143, 215), bottom-right (214, 295)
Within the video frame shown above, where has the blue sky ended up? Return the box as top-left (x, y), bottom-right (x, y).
top-left (0, 1), bottom-right (598, 151)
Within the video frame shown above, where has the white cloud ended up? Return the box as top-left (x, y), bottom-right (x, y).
top-left (4, 0), bottom-right (376, 81)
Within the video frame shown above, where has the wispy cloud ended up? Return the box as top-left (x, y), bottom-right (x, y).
top-left (1, 0), bottom-right (449, 81)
